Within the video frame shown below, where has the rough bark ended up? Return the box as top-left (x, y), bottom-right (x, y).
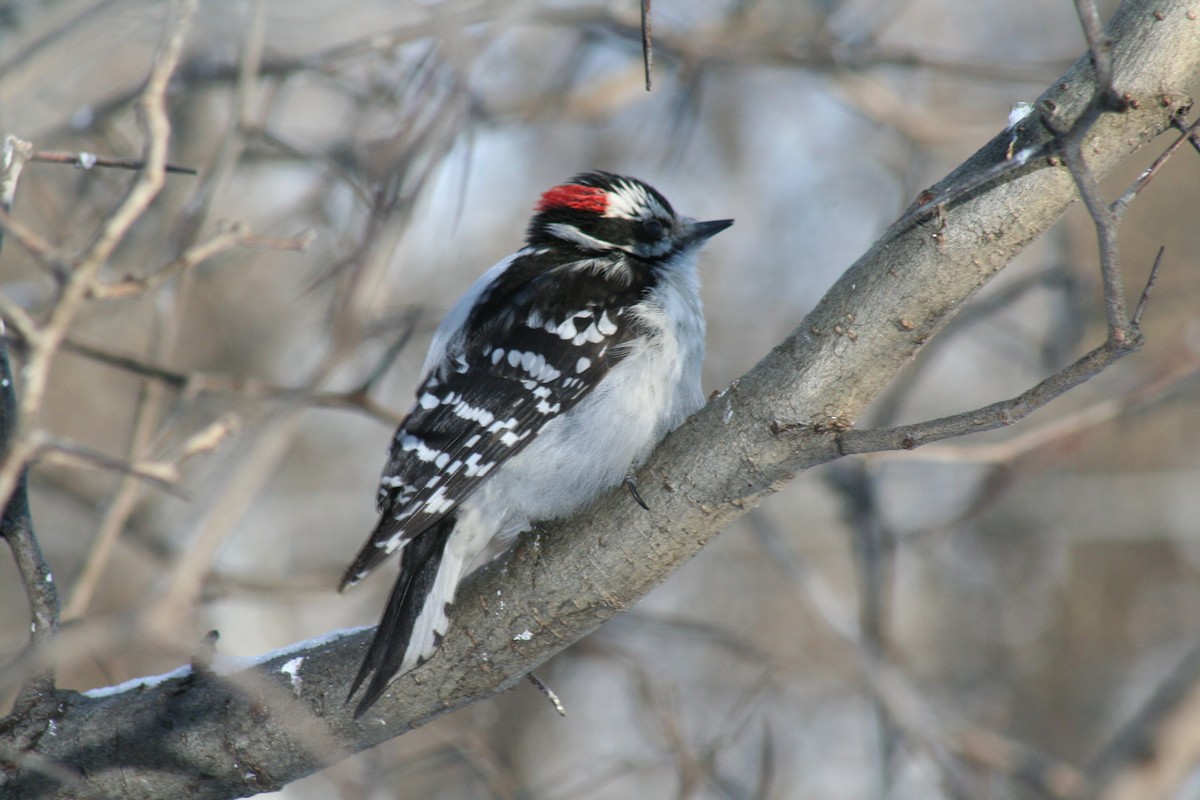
top-left (2, 1), bottom-right (1198, 797)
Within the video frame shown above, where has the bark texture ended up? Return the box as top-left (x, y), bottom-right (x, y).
top-left (2, 1), bottom-right (1199, 797)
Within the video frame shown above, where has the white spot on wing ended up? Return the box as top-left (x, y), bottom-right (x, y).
top-left (425, 486), bottom-right (454, 515)
top-left (464, 453), bottom-right (493, 477)
top-left (520, 351), bottom-right (546, 376)
top-left (572, 323), bottom-right (605, 346)
top-left (555, 319), bottom-right (577, 340)
top-left (454, 401), bottom-right (495, 428)
top-left (597, 310), bottom-right (617, 335)
top-left (401, 434), bottom-right (443, 463)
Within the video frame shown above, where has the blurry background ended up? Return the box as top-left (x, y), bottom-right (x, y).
top-left (2, 0), bottom-right (1200, 798)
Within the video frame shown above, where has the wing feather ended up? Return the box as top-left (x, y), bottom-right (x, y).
top-left (340, 262), bottom-right (644, 590)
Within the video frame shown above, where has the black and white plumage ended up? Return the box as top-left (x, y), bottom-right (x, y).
top-left (341, 171), bottom-right (732, 716)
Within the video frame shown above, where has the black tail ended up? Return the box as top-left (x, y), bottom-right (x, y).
top-left (348, 516), bottom-right (456, 717)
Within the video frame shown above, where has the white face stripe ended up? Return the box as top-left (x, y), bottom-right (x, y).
top-left (545, 222), bottom-right (611, 251)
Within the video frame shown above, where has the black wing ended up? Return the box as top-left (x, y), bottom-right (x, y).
top-left (340, 260), bottom-right (646, 590)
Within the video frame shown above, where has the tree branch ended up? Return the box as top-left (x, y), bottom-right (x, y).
top-left (2, 1), bottom-right (1198, 797)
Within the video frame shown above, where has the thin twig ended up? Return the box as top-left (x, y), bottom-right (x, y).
top-left (64, 0), bottom-right (276, 624)
top-left (29, 150), bottom-right (198, 175)
top-left (1130, 246), bottom-right (1162, 329)
top-left (526, 672), bottom-right (567, 716)
top-left (35, 435), bottom-right (185, 493)
top-left (0, 0), bottom-right (200, 535)
top-left (0, 289), bottom-right (43, 348)
top-left (1073, 0), bottom-right (1121, 110)
top-left (843, 231), bottom-right (1162, 460)
top-left (1111, 115), bottom-right (1200, 219)
top-left (640, 0), bottom-right (653, 91)
top-left (87, 223), bottom-right (313, 300)
top-left (0, 139), bottom-right (61, 712)
top-left (1043, 0), bottom-right (1132, 344)
top-left (0, 204), bottom-right (61, 267)
top-left (839, 341), bottom-right (1127, 456)
top-left (849, 110), bottom-right (1170, 456)
top-left (46, 334), bottom-right (405, 425)
top-left (1170, 113), bottom-right (1200, 155)
top-left (0, 335), bottom-right (60, 710)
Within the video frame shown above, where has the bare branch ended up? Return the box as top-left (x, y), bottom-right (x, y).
top-left (0, 205), bottom-right (60, 268)
top-left (837, 339), bottom-right (1129, 458)
top-left (50, 335), bottom-right (405, 426)
top-left (0, 336), bottom-right (59, 714)
top-left (641, 0), bottom-right (653, 91)
top-left (34, 436), bottom-right (184, 493)
top-left (1170, 112), bottom-right (1200, 155)
top-left (88, 223), bottom-right (314, 300)
top-left (29, 150), bottom-right (198, 176)
top-left (0, 140), bottom-right (59, 718)
top-left (1130, 245), bottom-right (1163, 329)
top-left (1, 1), bottom-right (1198, 797)
top-left (0, 0), bottom-right (200, 538)
top-left (1112, 113), bottom-right (1200, 218)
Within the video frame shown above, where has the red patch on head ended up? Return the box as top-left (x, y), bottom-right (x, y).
top-left (535, 184), bottom-right (608, 214)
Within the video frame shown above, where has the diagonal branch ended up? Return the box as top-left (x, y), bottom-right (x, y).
top-left (1, 1), bottom-right (1198, 798)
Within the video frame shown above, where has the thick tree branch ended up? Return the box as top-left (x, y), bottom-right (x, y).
top-left (2, 1), bottom-right (1199, 797)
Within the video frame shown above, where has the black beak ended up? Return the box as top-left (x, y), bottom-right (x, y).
top-left (688, 218), bottom-right (734, 245)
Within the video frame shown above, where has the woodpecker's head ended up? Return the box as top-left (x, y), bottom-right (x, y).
top-left (527, 171), bottom-right (732, 261)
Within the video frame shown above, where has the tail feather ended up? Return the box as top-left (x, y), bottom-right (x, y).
top-left (349, 517), bottom-right (456, 717)
top-left (338, 517), bottom-right (403, 593)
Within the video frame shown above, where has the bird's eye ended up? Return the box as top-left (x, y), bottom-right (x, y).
top-left (639, 219), bottom-right (667, 239)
